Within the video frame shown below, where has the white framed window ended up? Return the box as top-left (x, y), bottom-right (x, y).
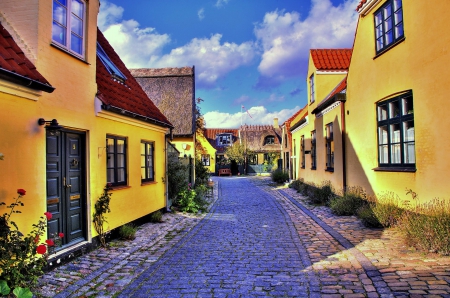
top-left (52, 0), bottom-right (86, 57)
top-left (310, 74), bottom-right (315, 103)
top-left (201, 154), bottom-right (210, 166)
top-left (217, 133), bottom-right (232, 146)
top-left (141, 141), bottom-right (154, 183)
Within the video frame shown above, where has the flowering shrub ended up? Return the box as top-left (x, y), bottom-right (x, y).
top-left (175, 183), bottom-right (199, 213)
top-left (0, 189), bottom-right (63, 296)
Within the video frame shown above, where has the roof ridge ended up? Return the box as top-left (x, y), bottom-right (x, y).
top-left (0, 14), bottom-right (36, 64)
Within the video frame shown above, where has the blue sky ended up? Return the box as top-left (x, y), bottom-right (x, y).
top-left (98, 0), bottom-right (359, 128)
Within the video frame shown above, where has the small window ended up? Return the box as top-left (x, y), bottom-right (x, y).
top-left (217, 134), bottom-right (232, 146)
top-left (377, 91), bottom-right (415, 168)
top-left (284, 134), bottom-right (288, 148)
top-left (141, 141), bottom-right (154, 183)
top-left (201, 154), bottom-right (210, 166)
top-left (310, 74), bottom-right (315, 103)
top-left (325, 123), bottom-right (334, 171)
top-left (264, 136), bottom-right (275, 145)
top-left (300, 135), bottom-right (305, 169)
top-left (107, 135), bottom-right (127, 186)
top-left (248, 154), bottom-right (258, 165)
top-left (97, 42), bottom-right (127, 82)
top-left (52, 0), bottom-right (86, 57)
top-left (311, 130), bottom-right (316, 170)
top-left (374, 0), bottom-right (404, 54)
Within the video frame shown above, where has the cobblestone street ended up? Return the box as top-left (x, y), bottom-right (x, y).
top-left (38, 176), bottom-right (450, 297)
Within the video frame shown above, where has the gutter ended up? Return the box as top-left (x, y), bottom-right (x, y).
top-left (101, 104), bottom-right (174, 129)
top-left (0, 68), bottom-right (55, 93)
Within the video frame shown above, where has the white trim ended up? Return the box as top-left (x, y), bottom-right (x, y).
top-left (95, 97), bottom-right (169, 133)
top-left (316, 70), bottom-right (348, 75)
top-left (358, 0), bottom-right (384, 16)
top-left (0, 79), bottom-right (43, 101)
top-left (315, 101), bottom-right (341, 118)
top-left (291, 116), bottom-right (309, 134)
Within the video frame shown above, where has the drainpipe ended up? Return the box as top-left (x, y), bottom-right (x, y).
top-left (341, 102), bottom-right (347, 191)
top-left (165, 128), bottom-right (173, 212)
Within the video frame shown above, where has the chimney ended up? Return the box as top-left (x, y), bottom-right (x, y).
top-left (273, 118), bottom-right (279, 129)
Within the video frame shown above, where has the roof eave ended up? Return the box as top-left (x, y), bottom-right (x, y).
top-left (102, 104), bottom-right (174, 129)
top-left (312, 93), bottom-right (346, 115)
top-left (0, 68), bottom-right (54, 93)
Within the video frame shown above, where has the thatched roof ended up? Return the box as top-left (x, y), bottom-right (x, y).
top-left (130, 67), bottom-right (195, 136)
top-left (240, 124), bottom-right (282, 153)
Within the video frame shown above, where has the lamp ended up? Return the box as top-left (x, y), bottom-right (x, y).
top-left (38, 118), bottom-right (63, 131)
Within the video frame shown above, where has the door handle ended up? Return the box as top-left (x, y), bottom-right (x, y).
top-left (64, 177), bottom-right (72, 188)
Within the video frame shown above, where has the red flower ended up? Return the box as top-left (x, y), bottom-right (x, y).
top-left (59, 232), bottom-right (64, 238)
top-left (44, 212), bottom-right (52, 220)
top-left (34, 235), bottom-right (40, 244)
top-left (17, 189), bottom-right (26, 196)
top-left (46, 239), bottom-right (55, 246)
top-left (36, 244), bottom-right (47, 254)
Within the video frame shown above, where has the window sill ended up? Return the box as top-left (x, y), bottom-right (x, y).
top-left (301, 166), bottom-right (305, 169)
top-left (311, 167), bottom-right (316, 170)
top-left (325, 168), bottom-right (334, 172)
top-left (141, 181), bottom-right (157, 186)
top-left (109, 185), bottom-right (131, 191)
top-left (373, 167), bottom-right (416, 173)
top-left (51, 43), bottom-right (90, 64)
top-left (373, 36), bottom-right (406, 60)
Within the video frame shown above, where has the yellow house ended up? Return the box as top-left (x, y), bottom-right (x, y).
top-left (291, 49), bottom-right (351, 190)
top-left (196, 129), bottom-right (218, 174)
top-left (346, 0), bottom-right (450, 201)
top-left (0, 0), bottom-right (172, 259)
top-left (288, 107), bottom-right (308, 181)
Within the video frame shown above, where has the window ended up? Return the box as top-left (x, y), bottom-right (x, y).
top-left (97, 42), bottom-right (127, 82)
top-left (310, 74), bottom-right (315, 103)
top-left (311, 131), bottom-right (316, 169)
top-left (217, 133), bottom-right (232, 146)
top-left (377, 91), bottom-right (415, 168)
top-left (264, 135), bottom-right (275, 145)
top-left (141, 141), bottom-right (154, 183)
top-left (52, 0), bottom-right (86, 57)
top-left (201, 154), bottom-right (210, 166)
top-left (248, 154), bottom-right (258, 165)
top-left (284, 134), bottom-right (288, 148)
top-left (107, 135), bottom-right (127, 186)
top-left (300, 135), bottom-right (305, 168)
top-left (374, 0), bottom-right (404, 54)
top-left (325, 123), bottom-right (334, 171)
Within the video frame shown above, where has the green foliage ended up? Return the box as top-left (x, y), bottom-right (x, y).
top-left (356, 204), bottom-right (382, 228)
top-left (399, 196), bottom-right (450, 255)
top-left (149, 210), bottom-right (163, 223)
top-left (0, 280), bottom-right (10, 296)
top-left (167, 157), bottom-right (189, 201)
top-left (93, 184), bottom-right (113, 248)
top-left (118, 224), bottom-right (137, 241)
top-left (13, 286), bottom-right (33, 298)
top-left (195, 159), bottom-right (210, 185)
top-left (310, 180), bottom-right (334, 205)
top-left (271, 169), bottom-right (289, 184)
top-left (330, 186), bottom-right (367, 216)
top-left (0, 191), bottom-right (48, 294)
top-left (224, 143), bottom-right (246, 165)
top-left (175, 184), bottom-right (199, 213)
top-left (193, 184), bottom-right (209, 213)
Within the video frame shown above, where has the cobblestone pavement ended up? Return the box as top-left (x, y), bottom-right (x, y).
top-left (36, 176), bottom-right (450, 297)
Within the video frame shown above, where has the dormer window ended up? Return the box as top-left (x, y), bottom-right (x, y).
top-left (264, 136), bottom-right (275, 145)
top-left (217, 133), bottom-right (232, 146)
top-left (97, 42), bottom-right (127, 83)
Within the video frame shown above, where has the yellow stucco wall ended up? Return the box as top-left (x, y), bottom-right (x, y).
top-left (171, 137), bottom-right (195, 158)
top-left (196, 133), bottom-right (216, 174)
top-left (346, 0), bottom-right (450, 202)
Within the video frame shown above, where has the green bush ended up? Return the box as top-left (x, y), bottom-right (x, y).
top-left (399, 198), bottom-right (450, 255)
top-left (289, 179), bottom-right (303, 191)
top-left (195, 159), bottom-right (210, 185)
top-left (118, 224), bottom-right (137, 240)
top-left (372, 192), bottom-right (404, 227)
top-left (194, 184), bottom-right (209, 212)
top-left (309, 180), bottom-right (334, 205)
top-left (330, 187), bottom-right (367, 215)
top-left (149, 210), bottom-right (163, 223)
top-left (356, 204), bottom-right (382, 228)
top-left (271, 169), bottom-right (289, 184)
top-left (167, 158), bottom-right (189, 202)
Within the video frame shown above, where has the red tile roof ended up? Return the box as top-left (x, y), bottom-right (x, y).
top-left (0, 22), bottom-right (53, 92)
top-left (96, 28), bottom-right (172, 128)
top-left (356, 0), bottom-right (367, 12)
top-left (203, 128), bottom-right (239, 152)
top-left (310, 49), bottom-right (352, 71)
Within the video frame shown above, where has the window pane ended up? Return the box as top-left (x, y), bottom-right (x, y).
top-left (141, 155), bottom-right (146, 168)
top-left (141, 168), bottom-right (146, 180)
top-left (52, 22), bottom-right (67, 45)
top-left (395, 23), bottom-right (404, 39)
top-left (117, 154), bottom-right (125, 167)
top-left (70, 33), bottom-right (82, 55)
top-left (375, 25), bottom-right (383, 39)
top-left (402, 96), bottom-right (413, 115)
top-left (394, 10), bottom-right (403, 25)
top-left (383, 4), bottom-right (392, 19)
top-left (107, 154), bottom-right (114, 167)
top-left (378, 126), bottom-right (388, 145)
top-left (107, 169), bottom-right (114, 183)
top-left (71, 15), bottom-right (83, 36)
top-left (107, 138), bottom-right (114, 152)
top-left (390, 123), bottom-right (400, 143)
top-left (393, 0), bottom-right (402, 11)
top-left (384, 17), bottom-right (393, 32)
top-left (404, 142), bottom-right (415, 163)
top-left (378, 104), bottom-right (388, 121)
top-left (403, 120), bottom-right (414, 142)
top-left (379, 145), bottom-right (389, 163)
top-left (117, 139), bottom-right (125, 153)
top-left (375, 12), bottom-right (383, 25)
top-left (389, 101), bottom-right (399, 118)
top-left (71, 0), bottom-right (84, 18)
top-left (53, 2), bottom-right (67, 26)
top-left (117, 169), bottom-right (125, 182)
top-left (147, 144), bottom-right (153, 155)
top-left (385, 30), bottom-right (393, 45)
top-left (390, 123), bottom-right (401, 164)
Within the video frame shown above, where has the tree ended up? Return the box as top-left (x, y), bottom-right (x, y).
top-left (224, 143), bottom-right (246, 165)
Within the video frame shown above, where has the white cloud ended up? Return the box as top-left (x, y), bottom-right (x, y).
top-left (204, 105), bottom-right (301, 128)
top-left (215, 0), bottom-right (229, 7)
top-left (198, 8), bottom-right (205, 20)
top-left (98, 1), bottom-right (256, 87)
top-left (152, 34), bottom-right (256, 87)
top-left (255, 0), bottom-right (359, 79)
